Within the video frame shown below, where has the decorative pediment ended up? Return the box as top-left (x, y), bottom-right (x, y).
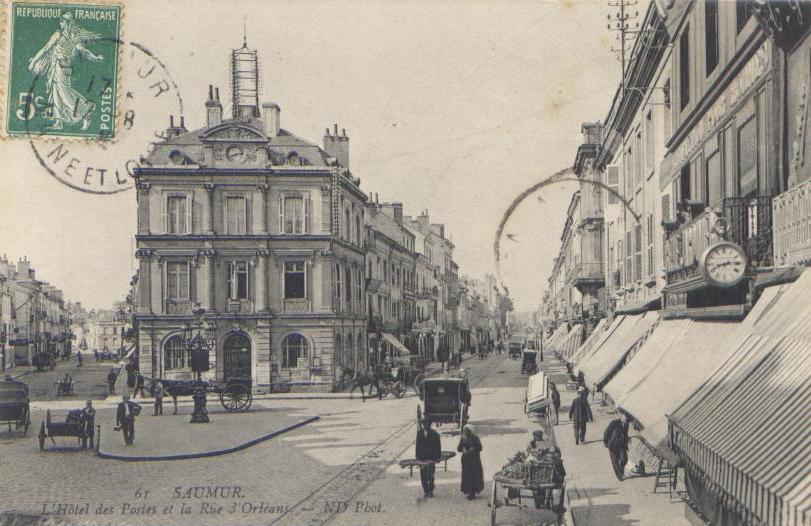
top-left (201, 123), bottom-right (267, 142)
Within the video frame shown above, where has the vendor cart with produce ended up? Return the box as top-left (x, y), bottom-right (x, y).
top-left (489, 433), bottom-right (566, 526)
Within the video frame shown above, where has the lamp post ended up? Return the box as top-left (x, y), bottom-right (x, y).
top-left (183, 305), bottom-right (216, 424)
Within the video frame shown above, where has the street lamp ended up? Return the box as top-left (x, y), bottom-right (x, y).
top-left (182, 305), bottom-right (216, 424)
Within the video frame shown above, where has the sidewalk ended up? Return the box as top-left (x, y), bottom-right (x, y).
top-left (542, 356), bottom-right (689, 526)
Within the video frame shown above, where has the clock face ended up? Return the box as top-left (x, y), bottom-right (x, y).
top-left (225, 145), bottom-right (245, 163)
top-left (701, 242), bottom-right (747, 287)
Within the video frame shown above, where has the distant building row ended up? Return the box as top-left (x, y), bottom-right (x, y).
top-left (0, 256), bottom-right (72, 369)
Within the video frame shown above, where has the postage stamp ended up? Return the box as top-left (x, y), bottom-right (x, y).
top-left (5, 1), bottom-right (121, 138)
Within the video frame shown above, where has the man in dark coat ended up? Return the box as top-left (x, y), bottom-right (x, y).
top-left (415, 419), bottom-right (442, 497)
top-left (80, 400), bottom-right (96, 449)
top-left (568, 388), bottom-right (593, 445)
top-left (550, 382), bottom-right (561, 425)
top-left (116, 394), bottom-right (141, 446)
top-left (604, 415), bottom-right (630, 480)
top-left (133, 372), bottom-right (145, 398)
top-left (107, 368), bottom-right (117, 395)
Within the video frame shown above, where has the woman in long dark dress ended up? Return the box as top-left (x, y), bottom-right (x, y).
top-left (457, 425), bottom-right (484, 499)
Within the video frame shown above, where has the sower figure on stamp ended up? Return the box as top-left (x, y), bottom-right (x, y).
top-left (27, 12), bottom-right (103, 131)
top-left (116, 394), bottom-right (141, 446)
top-left (568, 387), bottom-right (593, 445)
top-left (415, 418), bottom-right (442, 498)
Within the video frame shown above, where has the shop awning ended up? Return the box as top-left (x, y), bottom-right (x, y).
top-left (604, 318), bottom-right (741, 452)
top-left (381, 333), bottom-right (411, 357)
top-left (544, 325), bottom-right (569, 354)
top-left (669, 270), bottom-right (811, 526)
top-left (557, 324), bottom-right (584, 361)
top-left (569, 316), bottom-right (622, 365)
top-left (576, 312), bottom-right (659, 390)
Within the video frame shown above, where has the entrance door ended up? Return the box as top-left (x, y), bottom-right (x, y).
top-left (223, 333), bottom-right (251, 382)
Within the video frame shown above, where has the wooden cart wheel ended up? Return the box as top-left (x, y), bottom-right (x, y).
top-left (489, 480), bottom-right (498, 526)
top-left (220, 383), bottom-right (252, 412)
top-left (393, 381), bottom-right (406, 399)
top-left (38, 422), bottom-right (45, 451)
top-left (22, 406), bottom-right (30, 436)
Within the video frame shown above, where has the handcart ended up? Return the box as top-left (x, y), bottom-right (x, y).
top-left (489, 448), bottom-right (566, 526)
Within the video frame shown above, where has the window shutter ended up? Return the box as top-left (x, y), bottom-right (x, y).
top-left (162, 195), bottom-right (169, 233)
top-left (278, 196), bottom-right (284, 233)
top-left (185, 194), bottom-right (192, 234)
top-left (607, 165), bottom-right (620, 204)
top-left (634, 224), bottom-right (643, 282)
top-left (661, 193), bottom-right (672, 223)
top-left (304, 194), bottom-right (310, 234)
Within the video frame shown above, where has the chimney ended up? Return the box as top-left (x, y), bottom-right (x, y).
top-left (165, 115), bottom-right (184, 139)
top-left (262, 103), bottom-right (281, 137)
top-left (323, 123), bottom-right (350, 168)
top-left (391, 202), bottom-right (403, 224)
top-left (17, 258), bottom-right (31, 280)
top-left (206, 85), bottom-right (222, 127)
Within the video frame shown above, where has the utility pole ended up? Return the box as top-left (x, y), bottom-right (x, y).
top-left (607, 0), bottom-right (638, 295)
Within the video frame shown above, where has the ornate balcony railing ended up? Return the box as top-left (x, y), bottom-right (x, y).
top-left (225, 300), bottom-right (253, 314)
top-left (664, 196), bottom-right (772, 284)
top-left (165, 299), bottom-right (193, 315)
top-left (773, 180), bottom-right (811, 266)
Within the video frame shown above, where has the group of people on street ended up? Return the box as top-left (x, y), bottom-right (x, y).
top-left (415, 421), bottom-right (484, 500)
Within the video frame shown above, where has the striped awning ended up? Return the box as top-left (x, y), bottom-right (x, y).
top-left (604, 318), bottom-right (742, 452)
top-left (558, 324), bottom-right (584, 360)
top-left (669, 270), bottom-right (811, 526)
top-left (570, 316), bottom-right (623, 365)
top-left (576, 312), bottom-right (659, 390)
top-left (544, 325), bottom-right (569, 355)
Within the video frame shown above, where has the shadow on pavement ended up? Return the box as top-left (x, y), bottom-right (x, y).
top-left (469, 418), bottom-right (529, 437)
top-left (571, 503), bottom-right (639, 526)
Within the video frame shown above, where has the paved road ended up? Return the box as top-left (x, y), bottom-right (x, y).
top-left (11, 353), bottom-right (117, 401)
top-left (0, 352), bottom-right (687, 526)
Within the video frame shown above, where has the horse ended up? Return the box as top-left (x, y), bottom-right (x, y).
top-left (348, 371), bottom-right (381, 402)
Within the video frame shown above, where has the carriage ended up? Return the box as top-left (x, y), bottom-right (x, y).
top-left (508, 340), bottom-right (524, 360)
top-left (37, 408), bottom-right (93, 450)
top-left (31, 352), bottom-right (56, 372)
top-left (521, 350), bottom-right (538, 375)
top-left (416, 374), bottom-right (471, 429)
top-left (148, 377), bottom-right (253, 413)
top-left (0, 378), bottom-right (30, 435)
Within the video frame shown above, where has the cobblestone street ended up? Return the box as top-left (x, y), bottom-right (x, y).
top-left (11, 353), bottom-right (117, 401)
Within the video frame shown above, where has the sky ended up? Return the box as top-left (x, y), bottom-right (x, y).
top-left (0, 0), bottom-right (624, 312)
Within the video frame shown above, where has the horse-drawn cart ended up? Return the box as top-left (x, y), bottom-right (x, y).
top-left (0, 378), bottom-right (30, 435)
top-left (148, 377), bottom-right (252, 413)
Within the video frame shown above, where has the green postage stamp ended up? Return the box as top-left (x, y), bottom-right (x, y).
top-left (4, 1), bottom-right (121, 138)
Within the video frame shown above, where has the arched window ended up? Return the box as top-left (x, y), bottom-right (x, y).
top-left (164, 335), bottom-right (187, 370)
top-left (282, 333), bottom-right (308, 368)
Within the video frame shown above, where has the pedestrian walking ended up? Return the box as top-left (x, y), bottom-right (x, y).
top-left (133, 371), bottom-right (145, 398)
top-left (115, 394), bottom-right (141, 446)
top-left (94, 349), bottom-right (99, 362)
top-left (603, 414), bottom-right (631, 481)
top-left (107, 368), bottom-right (117, 395)
top-left (568, 387), bottom-right (593, 445)
top-left (550, 382), bottom-right (561, 425)
top-left (415, 418), bottom-right (441, 498)
top-left (153, 381), bottom-right (164, 416)
top-left (80, 400), bottom-right (96, 449)
top-left (76, 351), bottom-right (83, 367)
top-left (457, 425), bottom-right (484, 500)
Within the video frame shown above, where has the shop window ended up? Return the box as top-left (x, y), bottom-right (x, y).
top-left (164, 335), bottom-right (188, 370)
top-left (738, 116), bottom-right (758, 197)
top-left (706, 151), bottom-right (723, 207)
top-left (226, 261), bottom-right (249, 300)
top-left (225, 196), bottom-right (248, 235)
top-left (705, 0), bottom-right (719, 75)
top-left (679, 27), bottom-right (690, 110)
top-left (284, 261), bottom-right (306, 299)
top-left (282, 333), bottom-right (308, 368)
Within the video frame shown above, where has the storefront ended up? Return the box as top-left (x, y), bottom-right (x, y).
top-left (668, 270), bottom-right (811, 526)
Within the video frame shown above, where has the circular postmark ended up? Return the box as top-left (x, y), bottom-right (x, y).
top-left (22, 39), bottom-right (183, 194)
